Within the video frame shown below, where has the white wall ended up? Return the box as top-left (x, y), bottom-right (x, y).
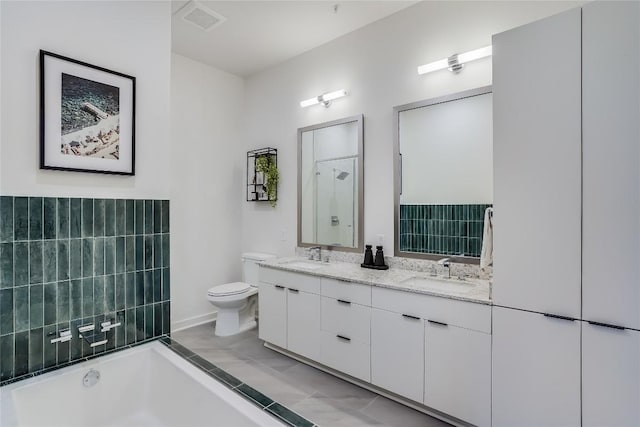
top-left (241, 1), bottom-right (581, 256)
top-left (170, 53), bottom-right (245, 330)
top-left (0, 1), bottom-right (171, 199)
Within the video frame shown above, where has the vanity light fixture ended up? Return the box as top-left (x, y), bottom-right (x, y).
top-left (300, 89), bottom-right (348, 108)
top-left (417, 45), bottom-right (492, 75)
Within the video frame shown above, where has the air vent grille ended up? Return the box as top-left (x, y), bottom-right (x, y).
top-left (181, 1), bottom-right (226, 32)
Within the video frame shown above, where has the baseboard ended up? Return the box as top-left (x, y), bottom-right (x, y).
top-left (171, 312), bottom-right (217, 332)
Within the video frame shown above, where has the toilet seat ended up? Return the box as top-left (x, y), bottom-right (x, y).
top-left (207, 282), bottom-right (252, 297)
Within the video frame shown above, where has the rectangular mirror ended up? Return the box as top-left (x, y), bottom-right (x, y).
top-left (298, 115), bottom-right (364, 252)
top-left (394, 87), bottom-right (492, 262)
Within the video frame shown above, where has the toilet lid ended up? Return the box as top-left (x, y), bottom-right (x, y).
top-left (208, 282), bottom-right (252, 297)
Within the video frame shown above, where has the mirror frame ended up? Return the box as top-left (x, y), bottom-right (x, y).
top-left (393, 86), bottom-right (492, 264)
top-left (297, 114), bottom-right (364, 253)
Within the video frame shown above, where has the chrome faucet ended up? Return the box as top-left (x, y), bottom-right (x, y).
top-left (308, 246), bottom-right (322, 261)
top-left (438, 257), bottom-right (451, 279)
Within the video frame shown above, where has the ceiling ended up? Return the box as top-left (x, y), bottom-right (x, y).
top-left (171, 1), bottom-right (416, 77)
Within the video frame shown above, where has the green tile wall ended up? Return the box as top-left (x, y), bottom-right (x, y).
top-left (0, 196), bottom-right (170, 383)
top-left (399, 204), bottom-right (491, 257)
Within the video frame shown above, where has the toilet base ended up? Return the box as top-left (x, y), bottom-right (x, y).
top-left (214, 308), bottom-right (257, 337)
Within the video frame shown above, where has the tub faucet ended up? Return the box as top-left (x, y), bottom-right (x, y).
top-left (308, 246), bottom-right (322, 261)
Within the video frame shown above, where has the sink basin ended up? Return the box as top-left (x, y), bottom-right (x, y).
top-left (281, 260), bottom-right (324, 270)
top-left (400, 276), bottom-right (474, 292)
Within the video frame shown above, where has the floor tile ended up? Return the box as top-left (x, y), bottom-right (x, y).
top-left (172, 323), bottom-right (452, 427)
top-left (361, 396), bottom-right (452, 427)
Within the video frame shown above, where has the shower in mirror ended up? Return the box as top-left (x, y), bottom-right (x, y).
top-left (298, 115), bottom-right (364, 251)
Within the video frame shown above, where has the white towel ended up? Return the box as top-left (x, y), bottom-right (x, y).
top-left (480, 207), bottom-right (494, 269)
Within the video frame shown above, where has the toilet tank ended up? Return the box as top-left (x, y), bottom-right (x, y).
top-left (242, 252), bottom-right (276, 285)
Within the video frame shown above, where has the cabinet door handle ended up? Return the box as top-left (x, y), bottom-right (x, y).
top-left (288, 288), bottom-right (299, 293)
top-left (588, 321), bottom-right (625, 331)
top-left (428, 319), bottom-right (448, 327)
top-left (337, 299), bottom-right (351, 305)
top-left (275, 285), bottom-right (285, 290)
top-left (336, 335), bottom-right (351, 342)
top-left (543, 313), bottom-right (575, 322)
top-left (402, 314), bottom-right (421, 321)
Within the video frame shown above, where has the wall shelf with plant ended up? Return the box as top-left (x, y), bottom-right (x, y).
top-left (247, 147), bottom-right (279, 207)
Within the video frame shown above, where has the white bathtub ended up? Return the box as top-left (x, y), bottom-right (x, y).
top-left (0, 341), bottom-right (284, 427)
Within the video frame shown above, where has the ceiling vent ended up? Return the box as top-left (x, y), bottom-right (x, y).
top-left (179, 1), bottom-right (226, 32)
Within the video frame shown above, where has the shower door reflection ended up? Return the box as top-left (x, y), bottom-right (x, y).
top-left (315, 157), bottom-right (357, 247)
top-left (298, 115), bottom-right (364, 252)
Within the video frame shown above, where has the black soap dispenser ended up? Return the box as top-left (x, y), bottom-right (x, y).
top-left (361, 245), bottom-right (389, 270)
top-left (374, 246), bottom-right (389, 269)
top-left (362, 245), bottom-right (374, 266)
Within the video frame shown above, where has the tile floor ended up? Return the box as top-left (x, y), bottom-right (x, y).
top-left (173, 323), bottom-right (452, 427)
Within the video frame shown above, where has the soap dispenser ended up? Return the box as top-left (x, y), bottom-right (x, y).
top-left (363, 245), bottom-right (374, 266)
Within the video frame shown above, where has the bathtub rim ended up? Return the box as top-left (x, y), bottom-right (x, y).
top-left (0, 341), bottom-right (287, 427)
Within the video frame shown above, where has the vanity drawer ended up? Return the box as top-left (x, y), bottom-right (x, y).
top-left (372, 287), bottom-right (491, 334)
top-left (321, 278), bottom-right (371, 306)
top-left (259, 267), bottom-right (321, 295)
top-left (320, 330), bottom-right (371, 382)
top-left (321, 296), bottom-right (371, 344)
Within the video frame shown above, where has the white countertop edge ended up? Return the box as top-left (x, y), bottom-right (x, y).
top-left (259, 258), bottom-right (492, 305)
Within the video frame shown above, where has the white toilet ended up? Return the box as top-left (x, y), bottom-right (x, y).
top-left (206, 252), bottom-right (275, 337)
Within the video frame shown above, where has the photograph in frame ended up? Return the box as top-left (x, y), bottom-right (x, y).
top-left (40, 50), bottom-right (136, 175)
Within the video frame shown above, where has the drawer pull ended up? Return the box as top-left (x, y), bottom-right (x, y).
top-left (588, 321), bottom-right (625, 330)
top-left (288, 288), bottom-right (300, 293)
top-left (336, 335), bottom-right (351, 342)
top-left (543, 313), bottom-right (575, 322)
top-left (428, 320), bottom-right (448, 327)
top-left (337, 299), bottom-right (351, 305)
top-left (275, 285), bottom-right (285, 290)
top-left (402, 314), bottom-right (421, 321)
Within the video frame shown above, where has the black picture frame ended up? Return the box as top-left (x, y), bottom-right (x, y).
top-left (40, 50), bottom-right (136, 175)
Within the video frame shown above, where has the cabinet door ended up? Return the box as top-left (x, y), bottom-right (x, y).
top-left (492, 306), bottom-right (581, 427)
top-left (582, 1), bottom-right (640, 330)
top-left (258, 283), bottom-right (287, 348)
top-left (425, 322), bottom-right (490, 427)
top-left (583, 323), bottom-right (640, 427)
top-left (492, 7), bottom-right (582, 317)
top-left (287, 289), bottom-right (320, 360)
top-left (370, 308), bottom-right (424, 403)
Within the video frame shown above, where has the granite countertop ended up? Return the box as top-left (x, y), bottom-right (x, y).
top-left (259, 257), bottom-right (491, 305)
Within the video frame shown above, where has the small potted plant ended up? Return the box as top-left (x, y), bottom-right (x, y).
top-left (255, 154), bottom-right (279, 207)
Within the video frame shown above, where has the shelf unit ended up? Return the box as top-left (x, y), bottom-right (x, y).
top-left (247, 147), bottom-right (277, 203)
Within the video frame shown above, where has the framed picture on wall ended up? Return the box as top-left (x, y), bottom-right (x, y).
top-left (40, 50), bottom-right (136, 175)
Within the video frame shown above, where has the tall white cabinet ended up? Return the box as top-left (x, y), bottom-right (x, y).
top-left (582, 323), bottom-right (640, 427)
top-left (581, 3), bottom-right (640, 426)
top-left (493, 2), bottom-right (640, 426)
top-left (492, 7), bottom-right (582, 319)
top-left (492, 9), bottom-right (582, 425)
top-left (582, 0), bottom-right (640, 331)
top-left (492, 307), bottom-right (581, 427)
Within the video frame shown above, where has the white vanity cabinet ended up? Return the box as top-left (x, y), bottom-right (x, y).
top-left (258, 267), bottom-right (321, 360)
top-left (371, 307), bottom-right (425, 403)
top-left (582, 322), bottom-right (640, 427)
top-left (492, 306), bottom-right (581, 427)
top-left (492, 7), bottom-right (582, 319)
top-left (371, 286), bottom-right (492, 412)
top-left (287, 288), bottom-right (321, 361)
top-left (424, 321), bottom-right (491, 427)
top-left (258, 282), bottom-right (288, 348)
top-left (582, 0), bottom-right (640, 331)
top-left (259, 266), bottom-right (492, 425)
top-left (320, 278), bottom-right (372, 382)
